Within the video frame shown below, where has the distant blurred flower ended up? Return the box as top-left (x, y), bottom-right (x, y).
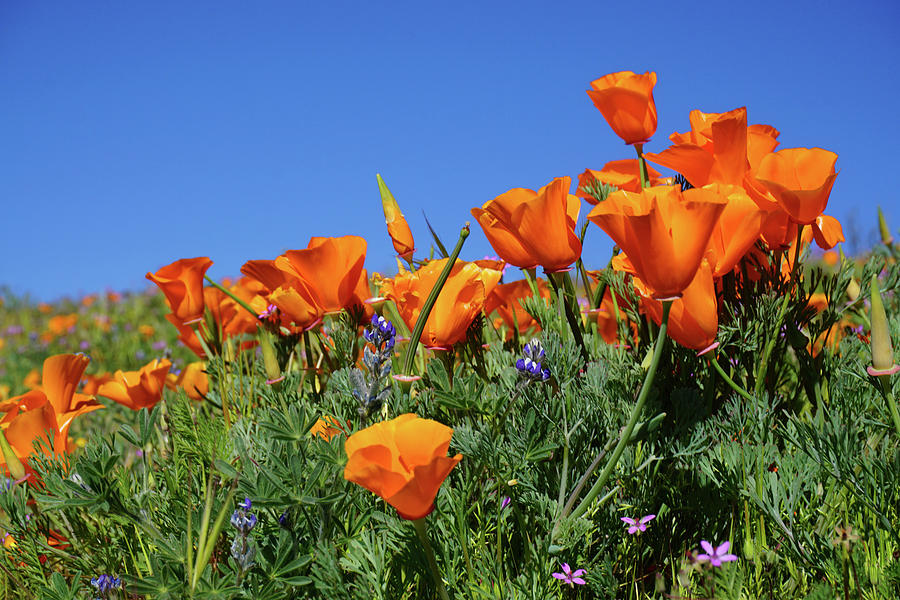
top-left (552, 563), bottom-right (586, 586)
top-left (621, 513), bottom-right (655, 534)
top-left (696, 540), bottom-right (738, 567)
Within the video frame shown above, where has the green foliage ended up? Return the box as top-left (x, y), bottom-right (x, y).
top-left (2, 245), bottom-right (900, 599)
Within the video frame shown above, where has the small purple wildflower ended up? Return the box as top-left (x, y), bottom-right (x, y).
top-left (552, 563), bottom-right (586, 586)
top-left (79, 340), bottom-right (90, 350)
top-left (696, 540), bottom-right (738, 567)
top-left (500, 496), bottom-right (511, 510)
top-left (238, 497), bottom-right (252, 511)
top-left (621, 514), bottom-right (655, 535)
top-left (90, 573), bottom-right (121, 598)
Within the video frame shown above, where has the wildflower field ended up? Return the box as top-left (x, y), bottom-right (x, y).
top-left (2, 70), bottom-right (900, 599)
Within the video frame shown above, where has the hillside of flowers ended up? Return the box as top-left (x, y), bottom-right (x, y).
top-left (1, 70), bottom-right (899, 599)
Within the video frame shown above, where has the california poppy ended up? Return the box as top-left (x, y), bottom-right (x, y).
top-left (484, 279), bottom-right (551, 339)
top-left (587, 71), bottom-right (658, 145)
top-left (165, 361), bottom-right (208, 401)
top-left (471, 176), bottom-right (581, 273)
top-left (241, 259), bottom-right (324, 331)
top-left (0, 354), bottom-right (102, 473)
top-left (577, 160), bottom-right (666, 199)
top-left (635, 259), bottom-right (719, 351)
top-left (310, 415), bottom-right (346, 441)
top-left (703, 183), bottom-right (769, 278)
top-left (755, 147), bottom-right (838, 225)
top-left (344, 413), bottom-right (462, 520)
top-left (380, 259), bottom-right (501, 349)
top-left (98, 358), bottom-right (172, 411)
top-left (587, 185), bottom-right (726, 299)
top-left (275, 236), bottom-right (369, 315)
top-left (146, 257), bottom-right (213, 325)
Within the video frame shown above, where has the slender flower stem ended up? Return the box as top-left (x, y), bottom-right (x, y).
top-left (412, 518), bottom-right (451, 600)
top-left (402, 224), bottom-right (470, 375)
top-left (562, 301), bottom-right (672, 529)
top-left (203, 275), bottom-right (259, 318)
top-left (634, 143), bottom-right (650, 189)
top-left (708, 357), bottom-right (754, 402)
top-left (754, 224), bottom-right (804, 398)
top-left (877, 376), bottom-right (900, 437)
top-left (547, 271), bottom-right (589, 363)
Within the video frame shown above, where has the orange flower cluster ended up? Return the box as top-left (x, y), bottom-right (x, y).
top-left (379, 259), bottom-right (501, 349)
top-left (241, 235), bottom-right (372, 331)
top-left (147, 257), bottom-right (268, 357)
top-left (0, 354), bottom-right (103, 475)
top-left (577, 71), bottom-right (842, 351)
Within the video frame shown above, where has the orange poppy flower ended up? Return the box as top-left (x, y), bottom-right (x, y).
top-left (755, 148), bottom-right (838, 225)
top-left (146, 257), bottom-right (213, 325)
top-left (378, 174), bottom-right (415, 262)
top-left (274, 236), bottom-right (369, 315)
top-left (80, 372), bottom-right (115, 395)
top-left (586, 71), bottom-right (658, 145)
top-left (577, 160), bottom-right (666, 199)
top-left (587, 185), bottom-right (726, 299)
top-left (380, 259), bottom-right (501, 349)
top-left (703, 183), bottom-right (769, 278)
top-left (0, 354), bottom-right (102, 473)
top-left (45, 314), bottom-right (78, 336)
top-left (471, 176), bottom-right (581, 273)
top-left (310, 415), bottom-right (346, 441)
top-left (344, 413), bottom-right (462, 520)
top-left (644, 107), bottom-right (750, 187)
top-left (98, 358), bottom-right (172, 411)
top-left (165, 361), bottom-right (208, 401)
top-left (635, 259), bottom-right (718, 351)
top-left (484, 279), bottom-right (551, 339)
top-left (241, 259), bottom-right (324, 330)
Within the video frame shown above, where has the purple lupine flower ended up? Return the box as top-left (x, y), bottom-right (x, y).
top-left (696, 540), bottom-right (738, 567)
top-left (621, 513), bottom-right (655, 535)
top-left (500, 496), bottom-right (511, 510)
top-left (238, 497), bottom-right (252, 511)
top-left (552, 563), bottom-right (586, 586)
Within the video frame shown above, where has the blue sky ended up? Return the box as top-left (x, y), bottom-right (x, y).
top-left (2, 0), bottom-right (898, 300)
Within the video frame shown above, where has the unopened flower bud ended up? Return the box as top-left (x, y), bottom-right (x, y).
top-left (867, 275), bottom-right (900, 376)
top-left (878, 206), bottom-right (893, 246)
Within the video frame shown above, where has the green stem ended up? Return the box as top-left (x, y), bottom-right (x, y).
top-left (878, 375), bottom-right (900, 437)
top-left (708, 356), bottom-right (754, 402)
top-left (562, 301), bottom-right (672, 528)
top-left (754, 224), bottom-right (804, 397)
top-left (547, 271), bottom-right (589, 363)
top-left (634, 143), bottom-right (650, 189)
top-left (203, 275), bottom-right (259, 319)
top-left (412, 518), bottom-right (451, 600)
top-left (402, 224), bottom-right (470, 374)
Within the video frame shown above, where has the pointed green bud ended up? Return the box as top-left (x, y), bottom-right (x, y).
top-left (0, 429), bottom-right (25, 481)
top-left (258, 328), bottom-right (283, 385)
top-left (878, 206), bottom-right (893, 246)
top-left (867, 275), bottom-right (899, 376)
top-left (846, 278), bottom-right (860, 302)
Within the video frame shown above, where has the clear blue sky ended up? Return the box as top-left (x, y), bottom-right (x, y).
top-left (2, 0), bottom-right (898, 300)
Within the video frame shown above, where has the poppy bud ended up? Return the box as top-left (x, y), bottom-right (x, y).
top-left (878, 206), bottom-right (894, 246)
top-left (258, 329), bottom-right (282, 384)
top-left (377, 174), bottom-right (415, 263)
top-left (0, 430), bottom-right (25, 480)
top-left (867, 275), bottom-right (900, 376)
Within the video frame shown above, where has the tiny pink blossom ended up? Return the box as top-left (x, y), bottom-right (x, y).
top-left (696, 540), bottom-right (738, 567)
top-left (552, 563), bottom-right (586, 586)
top-left (621, 513), bottom-right (655, 535)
